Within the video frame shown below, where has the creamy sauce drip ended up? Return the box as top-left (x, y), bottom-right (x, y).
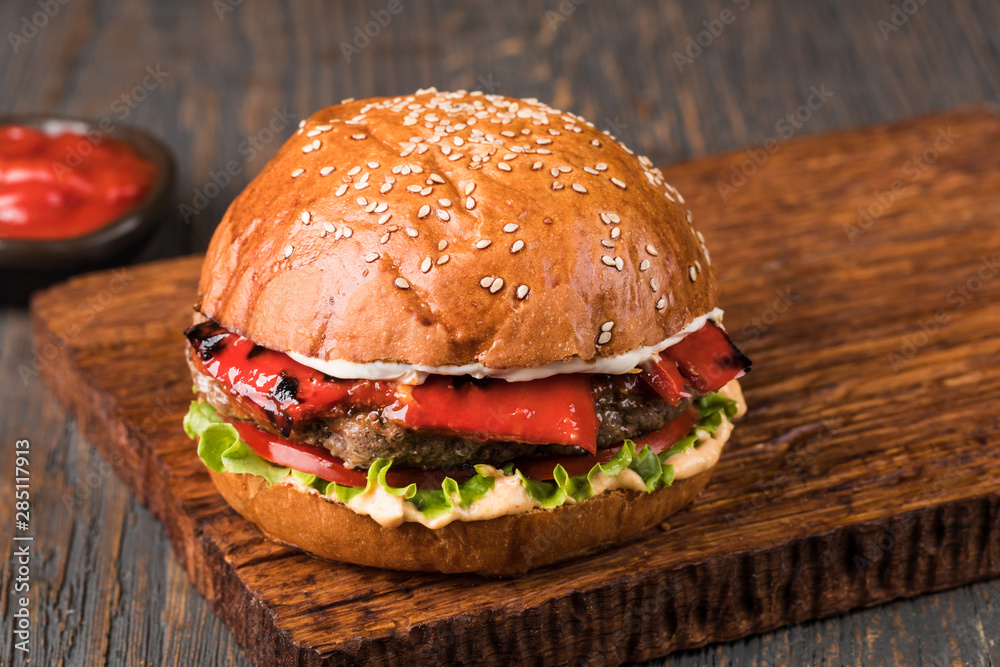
top-left (287, 308), bottom-right (725, 384)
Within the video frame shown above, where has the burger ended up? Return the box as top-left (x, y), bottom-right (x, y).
top-left (182, 89), bottom-right (750, 576)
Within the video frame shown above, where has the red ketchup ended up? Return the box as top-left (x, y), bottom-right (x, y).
top-left (0, 124), bottom-right (155, 240)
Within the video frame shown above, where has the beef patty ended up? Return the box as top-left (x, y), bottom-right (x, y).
top-left (190, 355), bottom-right (691, 470)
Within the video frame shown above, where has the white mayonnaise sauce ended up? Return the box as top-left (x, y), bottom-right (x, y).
top-left (287, 308), bottom-right (725, 384)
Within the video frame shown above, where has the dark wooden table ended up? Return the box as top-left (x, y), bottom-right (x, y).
top-left (2, 1), bottom-right (999, 665)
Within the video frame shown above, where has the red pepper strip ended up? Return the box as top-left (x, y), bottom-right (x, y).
top-left (660, 321), bottom-right (751, 394)
top-left (187, 321), bottom-right (398, 434)
top-left (383, 374), bottom-right (600, 453)
top-left (511, 405), bottom-right (699, 480)
top-left (187, 320), bottom-right (600, 450)
top-left (640, 356), bottom-right (692, 406)
top-left (229, 418), bottom-right (477, 490)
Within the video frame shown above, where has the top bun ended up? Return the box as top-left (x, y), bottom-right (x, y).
top-left (198, 89), bottom-right (717, 369)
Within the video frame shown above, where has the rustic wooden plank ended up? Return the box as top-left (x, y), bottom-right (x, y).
top-left (20, 108), bottom-right (1000, 665)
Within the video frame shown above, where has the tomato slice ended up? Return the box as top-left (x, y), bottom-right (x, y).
top-left (229, 418), bottom-right (477, 489)
top-left (510, 405), bottom-right (699, 480)
top-left (224, 404), bottom-right (698, 491)
top-left (383, 374), bottom-right (599, 453)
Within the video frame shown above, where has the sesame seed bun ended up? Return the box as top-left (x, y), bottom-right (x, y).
top-left (207, 465), bottom-right (713, 576)
top-left (197, 89), bottom-right (717, 368)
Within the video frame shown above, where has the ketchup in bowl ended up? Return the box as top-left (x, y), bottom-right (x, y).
top-left (0, 124), bottom-right (156, 240)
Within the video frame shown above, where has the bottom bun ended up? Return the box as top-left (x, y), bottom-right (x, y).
top-left (208, 467), bottom-right (713, 576)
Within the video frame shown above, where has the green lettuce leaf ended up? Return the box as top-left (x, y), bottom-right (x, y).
top-left (183, 391), bottom-right (737, 519)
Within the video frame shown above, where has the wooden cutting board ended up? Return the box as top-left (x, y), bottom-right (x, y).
top-left (31, 109), bottom-right (1000, 666)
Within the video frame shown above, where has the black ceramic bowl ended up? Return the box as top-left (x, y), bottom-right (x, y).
top-left (0, 115), bottom-right (175, 271)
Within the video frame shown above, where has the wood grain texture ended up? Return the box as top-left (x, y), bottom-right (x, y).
top-left (22, 108), bottom-right (1000, 666)
top-left (3, 1), bottom-right (1000, 665)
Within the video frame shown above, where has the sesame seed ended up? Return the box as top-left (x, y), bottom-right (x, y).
top-left (600, 213), bottom-right (611, 224)
top-left (503, 223), bottom-right (518, 233)
top-left (601, 255), bottom-right (616, 267)
top-left (572, 183), bottom-right (587, 194)
top-left (532, 161), bottom-right (543, 170)
top-left (516, 284), bottom-right (529, 299)
top-left (480, 276), bottom-right (493, 288)
top-left (420, 187), bottom-right (432, 196)
top-left (323, 222), bottom-right (335, 234)
top-left (367, 161), bottom-right (379, 169)
top-left (503, 153), bottom-right (517, 160)
top-left (646, 244), bottom-right (658, 256)
top-left (395, 278), bottom-right (410, 289)
top-left (378, 213), bottom-right (392, 225)
top-left (438, 239), bottom-right (448, 251)
top-left (583, 167), bottom-right (599, 175)
top-left (437, 254), bottom-right (450, 265)
top-left (591, 139), bottom-right (601, 146)
top-left (611, 177), bottom-right (627, 189)
top-left (497, 162), bottom-right (512, 172)
top-left (511, 240), bottom-right (525, 253)
top-left (610, 227), bottom-right (621, 240)
top-left (418, 205), bottom-right (431, 218)
top-left (291, 168), bottom-right (305, 178)
top-left (552, 181), bottom-right (564, 191)
top-left (387, 224), bottom-right (398, 232)
top-left (464, 182), bottom-right (476, 195)
top-left (354, 182), bottom-right (369, 190)
top-left (650, 278), bottom-right (659, 292)
top-left (607, 213), bottom-right (620, 223)
top-left (466, 197), bottom-right (476, 210)
top-left (656, 298), bottom-right (667, 310)
top-left (374, 202), bottom-right (388, 214)
top-left (336, 184), bottom-right (348, 197)
top-left (597, 332), bottom-right (612, 345)
top-left (689, 266), bottom-right (697, 281)
top-left (489, 277), bottom-right (504, 293)
top-left (695, 260), bottom-right (702, 273)
top-left (357, 197), bottom-right (368, 207)
top-left (601, 321), bottom-right (614, 332)
top-left (601, 240), bottom-right (615, 249)
top-left (406, 227), bottom-right (419, 237)
top-left (352, 134), bottom-right (366, 140)
top-left (500, 130), bottom-right (515, 138)
top-left (639, 260), bottom-right (650, 271)
top-left (438, 198), bottom-right (452, 208)
top-left (421, 257), bottom-right (432, 273)
top-left (475, 239), bottom-right (492, 249)
top-left (615, 257), bottom-right (624, 271)
top-left (319, 228), bottom-right (327, 238)
top-left (342, 226), bottom-right (353, 238)
top-left (302, 144), bottom-right (314, 154)
top-left (595, 162), bottom-right (608, 171)
top-left (348, 166), bottom-right (361, 176)
top-left (430, 173), bottom-right (446, 184)
top-left (320, 166), bottom-right (335, 176)
top-left (407, 185), bottom-right (422, 193)
top-left (437, 209), bottom-right (451, 221)
top-left (300, 211), bottom-right (311, 224)
top-left (697, 230), bottom-right (705, 243)
top-left (379, 233), bottom-right (390, 244)
top-left (283, 245), bottom-right (293, 258)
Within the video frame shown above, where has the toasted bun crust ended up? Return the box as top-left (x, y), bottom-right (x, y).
top-left (198, 90), bottom-right (717, 368)
top-left (208, 468), bottom-right (712, 576)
